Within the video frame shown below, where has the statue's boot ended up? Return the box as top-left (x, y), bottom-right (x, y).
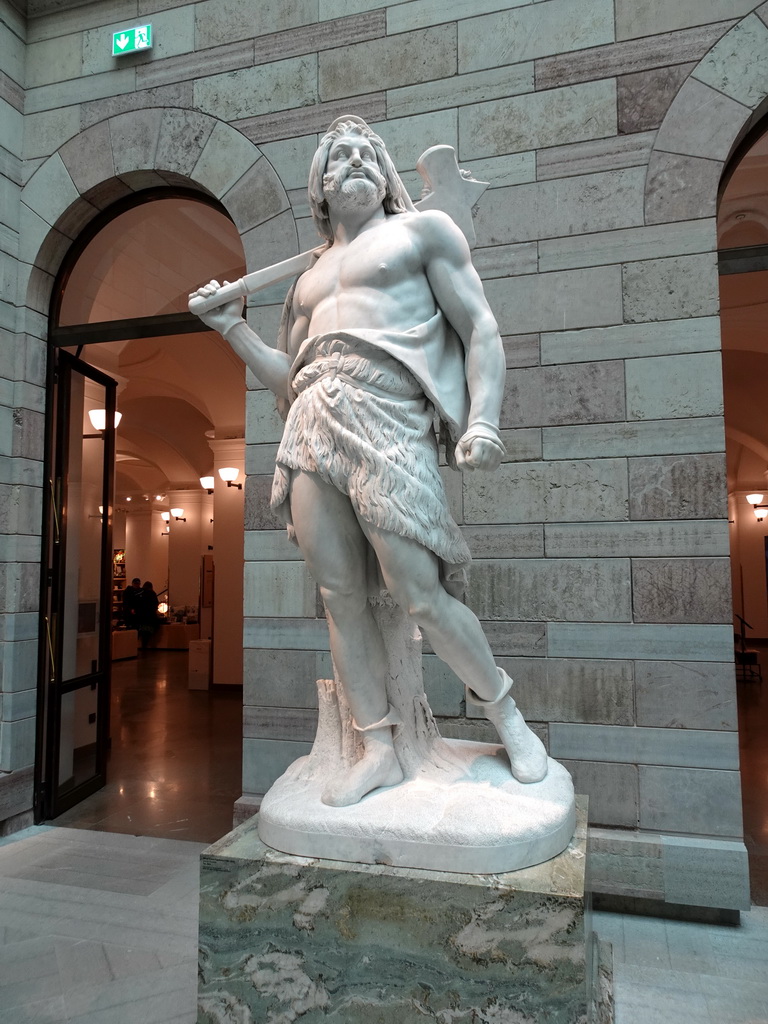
top-left (468, 669), bottom-right (548, 783)
top-left (321, 705), bottom-right (404, 807)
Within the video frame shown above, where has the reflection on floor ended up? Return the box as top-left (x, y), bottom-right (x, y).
top-left (50, 650), bottom-right (243, 846)
top-left (738, 639), bottom-right (768, 906)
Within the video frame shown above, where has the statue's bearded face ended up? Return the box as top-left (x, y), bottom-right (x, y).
top-left (322, 134), bottom-right (387, 214)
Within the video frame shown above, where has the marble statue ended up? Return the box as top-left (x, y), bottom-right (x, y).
top-left (190, 116), bottom-right (575, 872)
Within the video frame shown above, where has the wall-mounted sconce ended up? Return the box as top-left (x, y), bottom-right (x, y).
top-left (200, 475), bottom-right (215, 494)
top-left (219, 467), bottom-right (242, 489)
top-left (746, 494), bottom-right (767, 520)
top-left (88, 409), bottom-right (122, 431)
top-left (161, 511), bottom-right (170, 522)
top-left (170, 507), bottom-right (186, 522)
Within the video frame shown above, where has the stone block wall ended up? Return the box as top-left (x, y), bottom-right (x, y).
top-left (3, 0), bottom-right (766, 907)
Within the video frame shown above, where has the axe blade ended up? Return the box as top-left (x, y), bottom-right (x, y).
top-left (414, 145), bottom-right (489, 249)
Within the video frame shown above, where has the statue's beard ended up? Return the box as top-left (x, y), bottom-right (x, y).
top-left (323, 165), bottom-right (387, 214)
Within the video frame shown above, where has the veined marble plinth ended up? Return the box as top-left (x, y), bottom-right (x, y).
top-left (198, 798), bottom-right (612, 1024)
top-left (259, 738), bottom-right (575, 874)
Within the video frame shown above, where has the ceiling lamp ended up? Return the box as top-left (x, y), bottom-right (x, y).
top-left (88, 409), bottom-right (122, 431)
top-left (219, 467), bottom-right (242, 489)
top-left (200, 475), bottom-right (215, 493)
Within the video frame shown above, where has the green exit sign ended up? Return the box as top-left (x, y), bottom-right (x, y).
top-left (112, 24), bottom-right (152, 56)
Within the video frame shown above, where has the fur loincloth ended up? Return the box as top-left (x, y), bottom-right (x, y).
top-left (271, 336), bottom-right (471, 591)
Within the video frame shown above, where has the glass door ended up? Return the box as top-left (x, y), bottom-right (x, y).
top-left (35, 351), bottom-right (117, 820)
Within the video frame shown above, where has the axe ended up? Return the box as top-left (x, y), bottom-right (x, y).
top-left (188, 145), bottom-right (488, 316)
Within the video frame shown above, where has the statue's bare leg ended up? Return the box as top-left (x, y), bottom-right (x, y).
top-left (288, 470), bottom-right (404, 805)
top-left (358, 520), bottom-right (548, 784)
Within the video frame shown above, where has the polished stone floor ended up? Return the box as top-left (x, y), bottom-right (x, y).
top-left (50, 650), bottom-right (243, 844)
top-left (0, 648), bottom-right (766, 1021)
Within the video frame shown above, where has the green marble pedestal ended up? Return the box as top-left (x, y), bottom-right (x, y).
top-left (198, 798), bottom-right (611, 1023)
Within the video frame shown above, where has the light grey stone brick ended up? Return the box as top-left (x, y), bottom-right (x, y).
top-left (0, 611), bottom-right (39, 643)
top-left (370, 109), bottom-right (458, 173)
top-left (475, 167), bottom-right (646, 245)
top-left (27, 0), bottom-right (139, 41)
top-left (464, 458), bottom-right (628, 525)
top-left (632, 556), bottom-right (731, 625)
top-left (0, 483), bottom-right (43, 537)
top-left (243, 616), bottom-right (330, 651)
top-left (588, 827), bottom-right (664, 900)
top-left (154, 109), bottom-right (216, 177)
top-left (534, 22), bottom-right (731, 90)
top-left (109, 107), bottom-right (163, 175)
top-left (241, 211), bottom-right (300, 278)
top-left (388, 0), bottom-right (529, 34)
top-left (536, 132), bottom-right (656, 182)
top-left (479, 620), bottom-right (547, 658)
top-left (0, 562), bottom-right (39, 614)
top-left (560, 760), bottom-right (638, 827)
top-left (551, 723), bottom-right (739, 769)
top-left (386, 63), bottom-right (533, 120)
top-left (319, 0), bottom-right (407, 16)
top-left (500, 360), bottom-right (625, 429)
top-left (20, 153), bottom-right (78, 233)
top-left (0, 533), bottom-right (42, 563)
top-left (460, 152), bottom-right (536, 190)
top-left (259, 136), bottom-right (321, 191)
top-left (662, 835), bottom-right (750, 910)
top-left (645, 151), bottom-right (721, 225)
top-left (421, 656), bottom-right (463, 717)
top-left (2, 687), bottom-right (36, 721)
top-left (25, 67), bottom-right (137, 115)
top-left (235, 92), bottom-right (386, 147)
top-left (461, 524), bottom-right (543, 558)
top-left (194, 54), bottom-right (318, 123)
top-left (629, 453), bottom-right (726, 521)
top-left (244, 706), bottom-right (317, 742)
top-left (635, 660), bottom-right (737, 731)
top-left (544, 521), bottom-right (729, 559)
top-left (543, 417), bottom-right (725, 461)
top-left (0, 716), bottom-right (36, 772)
top-left (25, 32), bottom-right (82, 89)
top-left (79, 81), bottom-right (193, 130)
top-left (243, 649), bottom-right (320, 707)
top-left (482, 266), bottom-right (623, 335)
top-left (256, 10), bottom-right (385, 66)
top-left (222, 159), bottom-right (289, 234)
top-left (623, 253), bottom-right (719, 323)
top-left (459, 0), bottom-right (614, 72)
top-left (695, 14), bottom-right (768, 110)
top-left (0, 765), bottom-right (33, 822)
top-left (502, 336), bottom-right (540, 370)
top-left (539, 219), bottom-right (715, 273)
top-left (654, 78), bottom-right (749, 164)
top-left (136, 39), bottom-right (254, 90)
top-left (459, 80), bottom-right (617, 159)
top-left (638, 765), bottom-right (743, 837)
top-left (617, 64), bottom-right (696, 135)
top-left (244, 470), bottom-right (283, 533)
top-left (245, 443), bottom-right (279, 476)
top-left (548, 622), bottom-right (734, 662)
top-left (242, 736), bottom-right (312, 796)
top-left (503, 657), bottom-right (634, 726)
top-left (82, 6), bottom-right (195, 77)
top-left (195, 0), bottom-right (317, 49)
top-left (243, 561), bottom-right (316, 618)
top-left (627, 352), bottom-right (723, 421)
top-left (540, 316), bottom-right (721, 365)
top-left (320, 25), bottom-right (456, 101)
top-left (22, 106), bottom-right (80, 161)
top-left (467, 558), bottom-right (630, 622)
top-left (244, 529), bottom-right (301, 562)
top-left (474, 243), bottom-right (537, 280)
top-left (615, 0), bottom-right (750, 42)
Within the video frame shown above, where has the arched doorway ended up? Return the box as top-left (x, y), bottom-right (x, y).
top-left (34, 189), bottom-right (248, 839)
top-left (719, 120), bottom-right (768, 905)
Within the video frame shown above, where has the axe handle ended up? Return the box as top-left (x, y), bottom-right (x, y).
top-left (188, 247), bottom-right (323, 315)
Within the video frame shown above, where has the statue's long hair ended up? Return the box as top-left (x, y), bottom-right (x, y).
top-left (307, 121), bottom-right (411, 242)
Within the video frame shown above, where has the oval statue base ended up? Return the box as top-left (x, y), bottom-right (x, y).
top-left (258, 738), bottom-right (576, 874)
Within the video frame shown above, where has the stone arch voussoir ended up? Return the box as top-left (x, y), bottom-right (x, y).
top-left (644, 6), bottom-right (768, 225)
top-left (20, 108), bottom-right (298, 322)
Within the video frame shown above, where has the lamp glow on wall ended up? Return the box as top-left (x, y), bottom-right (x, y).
top-left (88, 409), bottom-right (122, 431)
top-left (746, 494), bottom-right (767, 520)
top-left (200, 475), bottom-right (215, 494)
top-left (219, 467), bottom-right (242, 489)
